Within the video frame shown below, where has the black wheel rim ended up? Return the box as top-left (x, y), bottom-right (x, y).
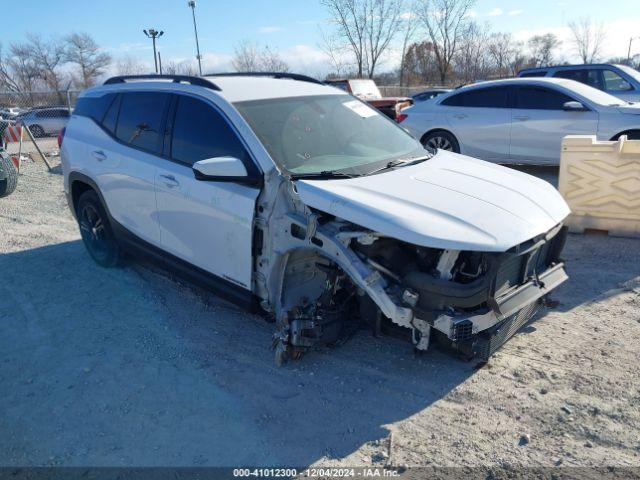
top-left (426, 135), bottom-right (453, 151)
top-left (79, 204), bottom-right (108, 261)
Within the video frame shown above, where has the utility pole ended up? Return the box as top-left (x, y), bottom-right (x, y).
top-left (158, 51), bottom-right (163, 75)
top-left (143, 28), bottom-right (164, 73)
top-left (188, 1), bottom-right (203, 76)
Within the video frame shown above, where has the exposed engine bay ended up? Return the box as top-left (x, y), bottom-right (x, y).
top-left (254, 179), bottom-right (569, 366)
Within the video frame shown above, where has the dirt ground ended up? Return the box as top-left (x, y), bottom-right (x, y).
top-left (1, 159), bottom-right (639, 473)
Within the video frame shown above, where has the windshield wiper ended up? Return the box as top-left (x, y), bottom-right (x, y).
top-left (365, 154), bottom-right (432, 176)
top-left (289, 171), bottom-right (357, 180)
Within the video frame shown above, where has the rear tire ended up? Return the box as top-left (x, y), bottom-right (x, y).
top-left (421, 130), bottom-right (460, 153)
top-left (29, 124), bottom-right (45, 138)
top-left (76, 190), bottom-right (122, 268)
top-left (0, 153), bottom-right (18, 198)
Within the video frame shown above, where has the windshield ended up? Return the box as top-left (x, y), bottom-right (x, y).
top-left (617, 65), bottom-right (640, 84)
top-left (564, 80), bottom-right (627, 106)
top-left (234, 95), bottom-right (426, 175)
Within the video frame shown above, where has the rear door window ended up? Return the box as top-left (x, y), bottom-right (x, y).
top-left (170, 95), bottom-right (252, 169)
top-left (441, 87), bottom-right (510, 108)
top-left (554, 69), bottom-right (602, 89)
top-left (520, 71), bottom-right (547, 77)
top-left (115, 92), bottom-right (170, 154)
top-left (515, 86), bottom-right (574, 110)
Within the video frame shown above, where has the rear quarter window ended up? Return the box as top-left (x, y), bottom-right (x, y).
top-left (74, 94), bottom-right (117, 123)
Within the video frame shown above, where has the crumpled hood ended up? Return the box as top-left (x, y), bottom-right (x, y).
top-left (296, 151), bottom-right (570, 252)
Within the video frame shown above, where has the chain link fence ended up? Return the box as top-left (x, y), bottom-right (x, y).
top-left (0, 90), bottom-right (80, 170)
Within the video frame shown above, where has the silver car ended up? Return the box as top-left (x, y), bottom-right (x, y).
top-left (400, 77), bottom-right (640, 165)
top-left (17, 108), bottom-right (70, 137)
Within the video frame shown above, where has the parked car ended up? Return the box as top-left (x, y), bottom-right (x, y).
top-left (325, 78), bottom-right (413, 120)
top-left (0, 107), bottom-right (26, 119)
top-left (61, 73), bottom-right (569, 363)
top-left (412, 88), bottom-right (451, 103)
top-left (400, 77), bottom-right (640, 165)
top-left (16, 107), bottom-right (70, 137)
top-left (518, 64), bottom-right (640, 102)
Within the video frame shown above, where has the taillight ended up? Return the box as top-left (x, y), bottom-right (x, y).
top-left (57, 127), bottom-right (66, 148)
top-left (396, 113), bottom-right (408, 123)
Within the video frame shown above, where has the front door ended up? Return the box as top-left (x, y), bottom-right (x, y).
top-left (510, 85), bottom-right (598, 164)
top-left (155, 94), bottom-right (260, 290)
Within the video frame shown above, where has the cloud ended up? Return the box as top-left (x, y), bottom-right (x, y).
top-left (258, 26), bottom-right (283, 34)
top-left (110, 42), bottom-right (152, 52)
top-left (488, 8), bottom-right (503, 16)
top-left (508, 9), bottom-right (524, 16)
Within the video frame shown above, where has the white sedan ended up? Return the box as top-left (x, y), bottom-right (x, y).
top-left (400, 77), bottom-right (640, 165)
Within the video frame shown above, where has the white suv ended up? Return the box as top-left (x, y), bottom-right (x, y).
top-left (62, 73), bottom-right (570, 364)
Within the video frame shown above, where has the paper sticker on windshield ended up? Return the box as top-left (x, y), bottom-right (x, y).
top-left (343, 100), bottom-right (378, 118)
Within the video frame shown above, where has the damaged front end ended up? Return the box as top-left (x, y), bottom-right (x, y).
top-left (263, 197), bottom-right (568, 364)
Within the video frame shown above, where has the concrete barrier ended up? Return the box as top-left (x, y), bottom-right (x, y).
top-left (559, 135), bottom-right (640, 238)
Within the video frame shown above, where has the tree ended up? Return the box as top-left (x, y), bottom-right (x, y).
top-left (231, 41), bottom-right (289, 72)
top-left (25, 34), bottom-right (66, 92)
top-left (116, 55), bottom-right (147, 75)
top-left (402, 40), bottom-right (438, 84)
top-left (528, 33), bottom-right (561, 67)
top-left (454, 21), bottom-right (492, 83)
top-left (487, 32), bottom-right (525, 77)
top-left (417, 0), bottom-right (476, 84)
top-left (568, 17), bottom-right (605, 64)
top-left (398, 5), bottom-right (420, 86)
top-left (320, 0), bottom-right (404, 78)
top-left (64, 32), bottom-right (111, 88)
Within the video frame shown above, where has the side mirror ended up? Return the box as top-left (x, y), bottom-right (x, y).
top-left (192, 156), bottom-right (248, 181)
top-left (563, 101), bottom-right (587, 112)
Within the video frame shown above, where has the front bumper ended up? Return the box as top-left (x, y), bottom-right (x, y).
top-left (431, 262), bottom-right (568, 359)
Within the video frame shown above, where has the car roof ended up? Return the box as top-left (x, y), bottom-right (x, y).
top-left (520, 63), bottom-right (625, 73)
top-left (93, 74), bottom-right (348, 103)
top-left (206, 75), bottom-right (347, 102)
top-left (453, 77), bottom-right (575, 91)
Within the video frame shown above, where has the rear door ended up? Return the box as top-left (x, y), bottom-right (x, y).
top-left (440, 86), bottom-right (512, 161)
top-left (510, 85), bottom-right (598, 164)
top-left (93, 91), bottom-right (170, 245)
top-left (155, 94), bottom-right (260, 290)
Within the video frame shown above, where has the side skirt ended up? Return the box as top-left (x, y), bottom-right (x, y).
top-left (110, 221), bottom-right (260, 314)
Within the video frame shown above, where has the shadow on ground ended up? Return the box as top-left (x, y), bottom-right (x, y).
top-left (0, 235), bottom-right (637, 467)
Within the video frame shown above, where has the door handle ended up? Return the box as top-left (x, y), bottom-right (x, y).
top-left (92, 150), bottom-right (107, 161)
top-left (514, 115), bottom-right (530, 121)
top-left (159, 174), bottom-right (179, 188)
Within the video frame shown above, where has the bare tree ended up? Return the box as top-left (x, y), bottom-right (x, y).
top-left (402, 40), bottom-right (438, 84)
top-left (7, 43), bottom-right (41, 92)
top-left (321, 0), bottom-right (404, 78)
top-left (319, 28), bottom-right (353, 76)
top-left (0, 45), bottom-right (21, 92)
top-left (163, 60), bottom-right (198, 76)
top-left (488, 32), bottom-right (525, 77)
top-left (116, 55), bottom-right (147, 75)
top-left (418, 0), bottom-right (476, 84)
top-left (64, 32), bottom-right (112, 88)
top-left (568, 17), bottom-right (605, 64)
top-left (25, 34), bottom-right (66, 92)
top-left (231, 41), bottom-right (289, 72)
top-left (528, 33), bottom-right (561, 67)
top-left (454, 21), bottom-right (492, 83)
top-left (398, 5), bottom-right (420, 86)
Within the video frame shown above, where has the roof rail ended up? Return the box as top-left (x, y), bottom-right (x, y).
top-left (103, 75), bottom-right (221, 91)
top-left (205, 72), bottom-right (324, 85)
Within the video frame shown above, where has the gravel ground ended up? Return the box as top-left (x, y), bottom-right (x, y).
top-left (1, 159), bottom-right (639, 473)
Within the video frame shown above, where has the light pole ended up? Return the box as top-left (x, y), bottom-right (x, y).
top-left (188, 1), bottom-right (203, 76)
top-left (628, 36), bottom-right (639, 63)
top-left (143, 28), bottom-right (164, 73)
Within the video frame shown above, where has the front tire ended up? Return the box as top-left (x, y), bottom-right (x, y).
top-left (76, 190), bottom-right (122, 268)
top-left (0, 153), bottom-right (18, 198)
top-left (422, 130), bottom-right (460, 153)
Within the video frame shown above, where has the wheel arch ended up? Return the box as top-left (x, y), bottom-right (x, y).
top-left (419, 128), bottom-right (461, 152)
top-left (609, 129), bottom-right (640, 141)
top-left (68, 172), bottom-right (110, 218)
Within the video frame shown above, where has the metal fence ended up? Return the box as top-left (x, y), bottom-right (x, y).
top-left (0, 90), bottom-right (80, 168)
top-left (378, 85), bottom-right (437, 97)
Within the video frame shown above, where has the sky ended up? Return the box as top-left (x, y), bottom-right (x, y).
top-left (3, 0), bottom-right (639, 76)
